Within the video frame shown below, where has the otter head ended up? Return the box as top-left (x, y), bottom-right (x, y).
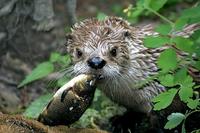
top-left (65, 17), bottom-right (133, 80)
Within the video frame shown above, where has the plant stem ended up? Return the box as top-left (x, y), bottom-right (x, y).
top-left (145, 6), bottom-right (174, 27)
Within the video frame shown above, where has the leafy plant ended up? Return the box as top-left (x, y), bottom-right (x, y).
top-left (19, 52), bottom-right (71, 119)
top-left (24, 93), bottom-right (53, 118)
top-left (126, 1), bottom-right (200, 132)
top-left (18, 52), bottom-right (71, 88)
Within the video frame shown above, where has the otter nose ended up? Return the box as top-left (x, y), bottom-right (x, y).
top-left (87, 57), bottom-right (106, 69)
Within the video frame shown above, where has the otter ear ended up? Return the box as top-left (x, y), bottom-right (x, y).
top-left (123, 31), bottom-right (131, 39)
top-left (65, 34), bottom-right (74, 46)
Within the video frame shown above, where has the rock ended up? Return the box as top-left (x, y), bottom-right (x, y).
top-left (0, 88), bottom-right (20, 114)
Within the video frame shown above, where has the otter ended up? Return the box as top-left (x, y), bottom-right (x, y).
top-left (64, 16), bottom-right (199, 129)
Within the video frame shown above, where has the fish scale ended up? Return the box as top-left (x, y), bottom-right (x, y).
top-left (38, 74), bottom-right (97, 126)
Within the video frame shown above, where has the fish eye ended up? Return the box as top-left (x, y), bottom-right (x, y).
top-left (110, 47), bottom-right (117, 57)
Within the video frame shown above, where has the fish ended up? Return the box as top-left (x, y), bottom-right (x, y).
top-left (38, 74), bottom-right (97, 126)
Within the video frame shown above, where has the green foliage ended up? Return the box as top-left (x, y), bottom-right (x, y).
top-left (174, 68), bottom-right (187, 84)
top-left (23, 93), bottom-right (53, 118)
top-left (97, 12), bottom-right (107, 21)
top-left (57, 75), bottom-right (71, 86)
top-left (126, 0), bottom-right (200, 131)
top-left (18, 52), bottom-right (71, 88)
top-left (178, 75), bottom-right (194, 102)
top-left (18, 62), bottom-right (54, 88)
top-left (180, 5), bottom-right (200, 20)
top-left (157, 48), bottom-right (177, 72)
top-left (164, 113), bottom-right (185, 129)
top-left (155, 24), bottom-right (171, 35)
top-left (145, 0), bottom-right (168, 11)
top-left (194, 61), bottom-right (200, 70)
top-left (123, 0), bottom-right (170, 23)
top-left (158, 74), bottom-right (174, 87)
top-left (152, 89), bottom-right (178, 110)
top-left (50, 52), bottom-right (61, 63)
top-left (144, 36), bottom-right (170, 48)
top-left (72, 90), bottom-right (126, 128)
top-left (187, 99), bottom-right (199, 109)
top-left (171, 37), bottom-right (194, 53)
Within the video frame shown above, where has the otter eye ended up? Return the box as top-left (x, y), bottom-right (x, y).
top-left (110, 48), bottom-right (117, 57)
top-left (76, 49), bottom-right (82, 58)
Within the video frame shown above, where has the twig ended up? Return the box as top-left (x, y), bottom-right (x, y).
top-left (144, 6), bottom-right (174, 27)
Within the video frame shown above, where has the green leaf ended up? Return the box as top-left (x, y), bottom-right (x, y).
top-left (50, 52), bottom-right (61, 63)
top-left (174, 68), bottom-right (187, 85)
top-left (128, 1), bottom-right (144, 20)
top-left (174, 18), bottom-right (189, 30)
top-left (157, 49), bottom-right (177, 72)
top-left (97, 12), bottom-right (107, 21)
top-left (164, 113), bottom-right (185, 129)
top-left (158, 74), bottom-right (174, 87)
top-left (144, 0), bottom-right (167, 11)
top-left (179, 86), bottom-right (193, 103)
top-left (153, 89), bottom-right (178, 110)
top-left (144, 36), bottom-right (170, 48)
top-left (155, 24), bottom-right (172, 35)
top-left (58, 54), bottom-right (71, 66)
top-left (23, 93), bottom-right (53, 118)
top-left (187, 99), bottom-right (199, 109)
top-left (174, 69), bottom-right (194, 103)
top-left (18, 62), bottom-right (54, 88)
top-left (182, 76), bottom-right (194, 89)
top-left (193, 61), bottom-right (200, 70)
top-left (57, 75), bottom-right (71, 87)
top-left (178, 75), bottom-right (194, 102)
top-left (180, 5), bottom-right (200, 19)
top-left (171, 37), bottom-right (194, 53)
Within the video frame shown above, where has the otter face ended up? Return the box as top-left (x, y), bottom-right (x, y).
top-left (65, 17), bottom-right (132, 80)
